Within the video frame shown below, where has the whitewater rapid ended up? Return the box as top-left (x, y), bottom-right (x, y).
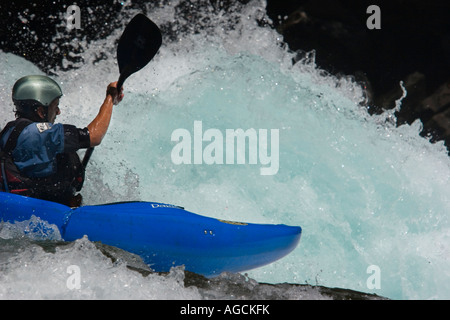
top-left (1, 0), bottom-right (449, 299)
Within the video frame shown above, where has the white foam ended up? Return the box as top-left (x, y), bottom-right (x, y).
top-left (1, 0), bottom-right (449, 299)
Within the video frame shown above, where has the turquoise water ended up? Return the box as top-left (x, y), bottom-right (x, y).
top-left (1, 1), bottom-right (449, 299)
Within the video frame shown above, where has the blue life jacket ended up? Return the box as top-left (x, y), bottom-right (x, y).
top-left (1, 121), bottom-right (65, 178)
top-left (0, 118), bottom-right (86, 205)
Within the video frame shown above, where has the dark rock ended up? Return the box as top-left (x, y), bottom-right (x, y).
top-left (183, 271), bottom-right (388, 300)
top-left (421, 81), bottom-right (450, 143)
top-left (94, 239), bottom-right (388, 300)
top-left (266, 0), bottom-right (450, 152)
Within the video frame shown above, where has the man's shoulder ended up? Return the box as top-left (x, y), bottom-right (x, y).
top-left (25, 122), bottom-right (64, 134)
top-left (20, 123), bottom-right (65, 145)
top-left (35, 122), bottom-right (53, 133)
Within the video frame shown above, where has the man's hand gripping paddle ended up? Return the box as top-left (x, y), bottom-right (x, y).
top-left (82, 14), bottom-right (162, 168)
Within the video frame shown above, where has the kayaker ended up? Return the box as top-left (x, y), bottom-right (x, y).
top-left (0, 75), bottom-right (123, 207)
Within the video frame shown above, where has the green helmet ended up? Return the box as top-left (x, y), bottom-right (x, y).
top-left (12, 75), bottom-right (63, 113)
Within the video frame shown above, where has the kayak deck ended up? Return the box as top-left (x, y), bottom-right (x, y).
top-left (0, 192), bottom-right (301, 277)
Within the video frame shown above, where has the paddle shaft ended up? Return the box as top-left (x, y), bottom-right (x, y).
top-left (81, 14), bottom-right (161, 169)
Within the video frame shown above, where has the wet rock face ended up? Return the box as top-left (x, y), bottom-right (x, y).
top-left (266, 0), bottom-right (450, 151)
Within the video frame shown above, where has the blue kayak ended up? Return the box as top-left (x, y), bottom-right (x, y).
top-left (0, 192), bottom-right (301, 277)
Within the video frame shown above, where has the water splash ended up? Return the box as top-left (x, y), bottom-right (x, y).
top-left (1, 0), bottom-right (449, 299)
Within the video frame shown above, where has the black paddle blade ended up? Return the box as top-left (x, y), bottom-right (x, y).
top-left (82, 14), bottom-right (161, 170)
top-left (116, 13), bottom-right (162, 90)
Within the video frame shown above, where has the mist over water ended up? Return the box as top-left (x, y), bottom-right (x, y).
top-left (1, 0), bottom-right (449, 299)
